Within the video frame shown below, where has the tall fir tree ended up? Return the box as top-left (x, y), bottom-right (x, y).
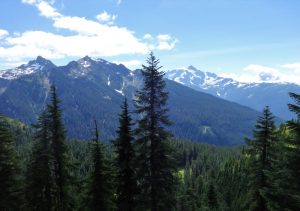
top-left (245, 106), bottom-right (275, 211)
top-left (88, 120), bottom-right (115, 211)
top-left (114, 98), bottom-right (136, 211)
top-left (134, 52), bottom-right (177, 211)
top-left (0, 115), bottom-right (22, 209)
top-left (26, 111), bottom-right (53, 210)
top-left (262, 93), bottom-right (300, 210)
top-left (279, 92), bottom-right (300, 210)
top-left (207, 182), bottom-right (218, 210)
top-left (261, 124), bottom-right (291, 211)
top-left (47, 85), bottom-right (71, 210)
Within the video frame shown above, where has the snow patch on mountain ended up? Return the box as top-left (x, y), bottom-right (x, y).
top-left (166, 65), bottom-right (295, 92)
top-left (96, 58), bottom-right (111, 65)
top-left (103, 95), bottom-right (111, 100)
top-left (165, 65), bottom-right (291, 95)
top-left (0, 56), bottom-right (55, 80)
top-left (69, 65), bottom-right (91, 78)
top-left (80, 60), bottom-right (91, 68)
top-left (0, 64), bottom-right (41, 80)
top-left (114, 89), bottom-right (124, 95)
top-left (69, 56), bottom-right (96, 78)
top-left (107, 75), bottom-right (111, 86)
top-left (165, 65), bottom-right (300, 119)
top-left (165, 66), bottom-right (245, 93)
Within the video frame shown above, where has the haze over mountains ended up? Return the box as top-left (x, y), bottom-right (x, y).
top-left (165, 66), bottom-right (300, 120)
top-left (0, 56), bottom-right (266, 145)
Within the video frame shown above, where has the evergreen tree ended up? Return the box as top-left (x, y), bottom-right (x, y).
top-left (246, 106), bottom-right (275, 211)
top-left (261, 124), bottom-right (290, 211)
top-left (114, 98), bottom-right (136, 211)
top-left (207, 182), bottom-right (218, 210)
top-left (0, 115), bottom-right (22, 209)
top-left (47, 85), bottom-right (71, 210)
top-left (216, 156), bottom-right (249, 211)
top-left (134, 52), bottom-right (177, 211)
top-left (26, 111), bottom-right (53, 210)
top-left (261, 93), bottom-right (300, 210)
top-left (88, 120), bottom-right (115, 211)
top-left (279, 92), bottom-right (300, 210)
top-left (177, 167), bottom-right (199, 211)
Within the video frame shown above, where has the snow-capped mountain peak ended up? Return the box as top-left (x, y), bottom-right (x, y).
top-left (165, 65), bottom-right (300, 120)
top-left (78, 55), bottom-right (93, 68)
top-left (76, 56), bottom-right (116, 69)
top-left (29, 56), bottom-right (52, 66)
top-left (165, 65), bottom-right (237, 89)
top-left (166, 65), bottom-right (295, 90)
top-left (0, 56), bottom-right (56, 80)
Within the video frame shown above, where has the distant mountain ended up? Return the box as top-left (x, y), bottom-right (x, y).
top-left (165, 66), bottom-right (300, 120)
top-left (0, 56), bottom-right (262, 145)
top-left (0, 56), bottom-right (56, 80)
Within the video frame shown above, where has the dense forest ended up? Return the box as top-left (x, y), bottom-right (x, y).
top-left (1, 54), bottom-right (300, 210)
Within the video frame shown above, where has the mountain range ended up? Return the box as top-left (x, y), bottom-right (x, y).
top-left (165, 66), bottom-right (300, 120)
top-left (0, 56), bottom-right (264, 145)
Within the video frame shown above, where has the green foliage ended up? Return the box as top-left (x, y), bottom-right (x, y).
top-left (174, 139), bottom-right (240, 211)
top-left (207, 182), bottom-right (218, 210)
top-left (166, 79), bottom-right (261, 145)
top-left (2, 66), bottom-right (300, 211)
top-left (216, 156), bottom-right (249, 211)
top-left (261, 124), bottom-right (291, 210)
top-left (26, 111), bottom-right (53, 210)
top-left (87, 120), bottom-right (115, 211)
top-left (134, 53), bottom-right (177, 211)
top-left (275, 92), bottom-right (300, 210)
top-left (0, 114), bottom-right (23, 209)
top-left (25, 85), bottom-right (73, 210)
top-left (245, 106), bottom-right (276, 211)
top-left (114, 98), bottom-right (136, 211)
top-left (47, 85), bottom-right (73, 210)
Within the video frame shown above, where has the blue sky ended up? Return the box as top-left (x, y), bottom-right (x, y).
top-left (0, 0), bottom-right (300, 83)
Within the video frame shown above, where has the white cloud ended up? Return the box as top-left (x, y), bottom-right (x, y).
top-left (36, 1), bottom-right (62, 18)
top-left (0, 29), bottom-right (9, 39)
top-left (156, 34), bottom-right (178, 50)
top-left (282, 63), bottom-right (300, 73)
top-left (13, 32), bottom-right (21, 36)
top-left (21, 0), bottom-right (38, 4)
top-left (157, 41), bottom-right (177, 50)
top-left (220, 63), bottom-right (300, 84)
top-left (157, 34), bottom-right (178, 50)
top-left (143, 33), bottom-right (153, 40)
top-left (0, 33), bottom-right (65, 62)
top-left (22, 0), bottom-right (61, 18)
top-left (116, 0), bottom-right (122, 5)
top-left (113, 60), bottom-right (141, 69)
top-left (22, 0), bottom-right (55, 6)
top-left (243, 64), bottom-right (280, 82)
top-left (2, 61), bottom-right (31, 69)
top-left (96, 11), bottom-right (117, 25)
top-left (53, 16), bottom-right (108, 35)
top-left (244, 64), bottom-right (278, 74)
top-left (0, 0), bottom-right (177, 67)
top-left (2, 30), bottom-right (148, 60)
top-left (157, 34), bottom-right (171, 41)
top-left (220, 71), bottom-right (261, 83)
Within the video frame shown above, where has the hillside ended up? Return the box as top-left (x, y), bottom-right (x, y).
top-left (0, 56), bottom-right (262, 145)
